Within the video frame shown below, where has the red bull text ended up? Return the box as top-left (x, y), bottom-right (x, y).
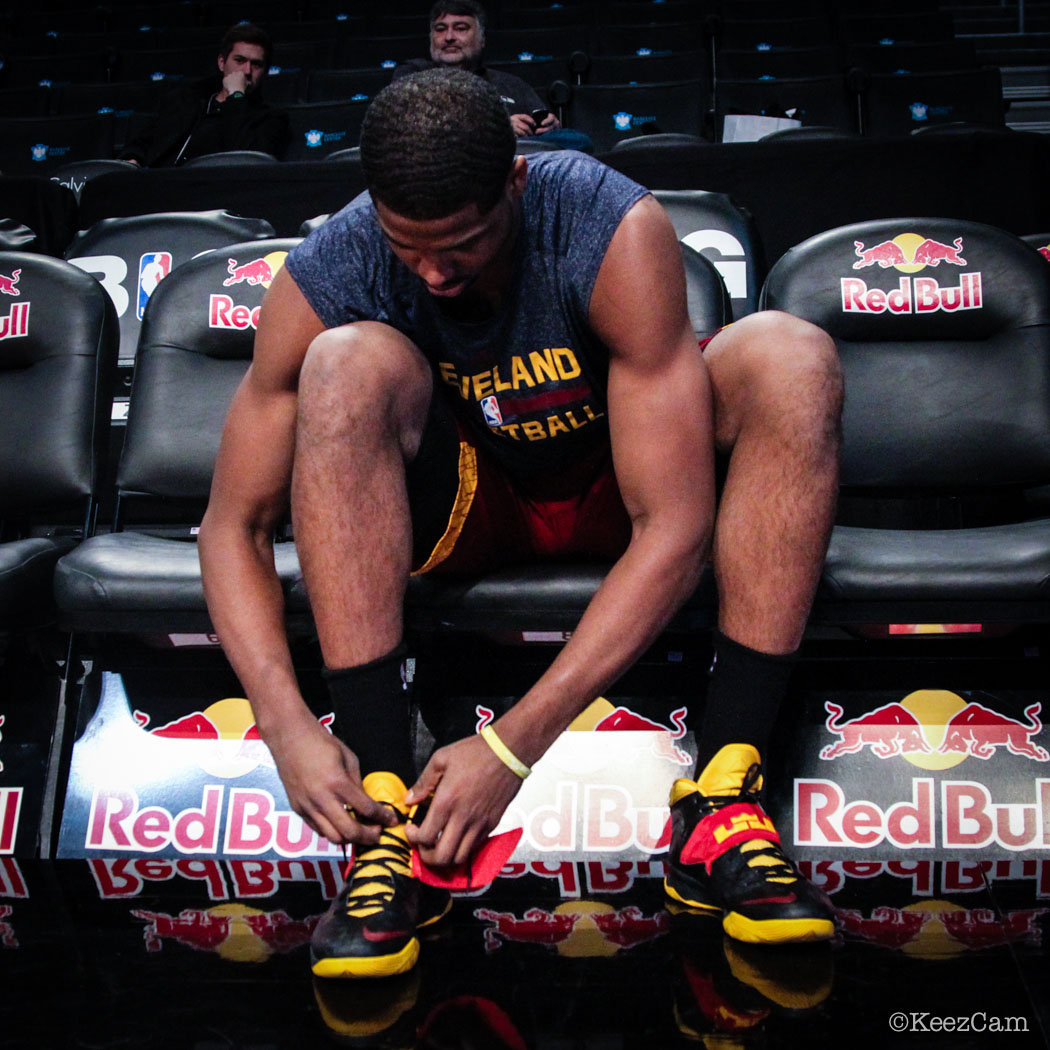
top-left (0, 302), bottom-right (29, 341)
top-left (795, 777), bottom-right (1050, 851)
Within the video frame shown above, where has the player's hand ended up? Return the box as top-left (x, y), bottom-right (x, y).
top-left (404, 733), bottom-right (524, 868)
top-left (509, 112), bottom-right (537, 137)
top-left (535, 112), bottom-right (561, 134)
top-left (265, 715), bottom-right (398, 846)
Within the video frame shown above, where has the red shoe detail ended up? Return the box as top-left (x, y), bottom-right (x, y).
top-left (680, 803), bottom-right (780, 872)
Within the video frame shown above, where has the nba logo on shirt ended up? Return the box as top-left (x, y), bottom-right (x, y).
top-left (481, 395), bottom-right (503, 427)
top-left (137, 252), bottom-right (172, 320)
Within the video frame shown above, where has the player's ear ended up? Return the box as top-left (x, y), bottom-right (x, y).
top-left (506, 155), bottom-right (528, 201)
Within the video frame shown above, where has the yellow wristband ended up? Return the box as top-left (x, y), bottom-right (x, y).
top-left (480, 724), bottom-right (531, 779)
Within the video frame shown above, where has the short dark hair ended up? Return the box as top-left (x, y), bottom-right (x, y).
top-left (219, 22), bottom-right (273, 67)
top-left (360, 68), bottom-right (515, 220)
top-left (428, 0), bottom-right (487, 33)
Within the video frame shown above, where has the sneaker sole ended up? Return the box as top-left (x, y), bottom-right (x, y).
top-left (723, 912), bottom-right (835, 945)
top-left (311, 896), bottom-right (452, 980)
top-left (312, 937), bottom-right (420, 979)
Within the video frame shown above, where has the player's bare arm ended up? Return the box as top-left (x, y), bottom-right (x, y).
top-left (199, 267), bottom-right (396, 844)
top-left (406, 195), bottom-right (715, 865)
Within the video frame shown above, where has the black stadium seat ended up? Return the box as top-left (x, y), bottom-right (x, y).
top-left (652, 189), bottom-right (766, 319)
top-left (284, 99), bottom-right (371, 160)
top-left (759, 217), bottom-right (1050, 626)
top-left (0, 114), bottom-right (116, 176)
top-left (65, 210), bottom-right (276, 366)
top-left (0, 252), bottom-right (117, 632)
top-left (566, 79), bottom-right (708, 153)
top-left (856, 67), bottom-right (1006, 136)
top-left (54, 239), bottom-right (306, 637)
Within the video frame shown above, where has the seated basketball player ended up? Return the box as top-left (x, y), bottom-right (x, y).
top-left (198, 68), bottom-right (844, 979)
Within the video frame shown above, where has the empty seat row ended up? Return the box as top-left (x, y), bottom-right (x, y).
top-left (0, 64), bottom-right (1009, 176)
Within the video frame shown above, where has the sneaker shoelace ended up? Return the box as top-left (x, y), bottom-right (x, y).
top-left (341, 814), bottom-right (413, 920)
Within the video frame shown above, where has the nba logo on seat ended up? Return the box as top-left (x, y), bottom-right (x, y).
top-left (137, 253), bottom-right (172, 320)
top-left (481, 395), bottom-right (503, 427)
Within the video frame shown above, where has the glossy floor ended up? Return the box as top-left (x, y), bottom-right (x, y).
top-left (2, 854), bottom-right (1049, 1048)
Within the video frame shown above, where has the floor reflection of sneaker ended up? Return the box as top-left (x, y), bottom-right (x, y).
top-left (670, 906), bottom-right (833, 1043)
top-left (311, 771), bottom-right (451, 979)
top-left (417, 995), bottom-right (528, 1050)
top-left (664, 744), bottom-right (835, 945)
top-left (313, 971), bottom-right (420, 1047)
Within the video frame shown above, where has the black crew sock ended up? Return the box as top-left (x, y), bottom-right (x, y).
top-left (693, 630), bottom-right (796, 778)
top-left (323, 644), bottom-right (415, 785)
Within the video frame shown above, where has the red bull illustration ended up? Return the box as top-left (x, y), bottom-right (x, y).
top-left (594, 705), bottom-right (692, 766)
top-left (223, 257), bottom-right (274, 286)
top-left (819, 693), bottom-right (1049, 765)
top-left (939, 702), bottom-right (1049, 761)
top-left (853, 240), bottom-right (908, 269)
top-left (853, 235), bottom-right (966, 270)
top-left (821, 702), bottom-right (932, 760)
top-left (0, 269), bottom-right (21, 295)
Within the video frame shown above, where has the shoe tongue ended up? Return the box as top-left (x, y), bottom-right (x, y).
top-left (696, 744), bottom-right (762, 797)
top-left (361, 770), bottom-right (409, 811)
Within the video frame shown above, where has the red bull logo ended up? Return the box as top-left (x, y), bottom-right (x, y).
top-left (0, 302), bottom-right (29, 342)
top-left (593, 704), bottom-right (692, 766)
top-left (210, 251), bottom-right (287, 331)
top-left (0, 269), bottom-right (21, 295)
top-left (820, 691), bottom-right (1049, 768)
top-left (474, 901), bottom-right (667, 955)
top-left (135, 697), bottom-right (273, 780)
top-left (843, 233), bottom-right (981, 315)
top-left (853, 236), bottom-right (966, 270)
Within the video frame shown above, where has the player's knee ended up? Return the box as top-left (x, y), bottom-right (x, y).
top-left (746, 312), bottom-right (842, 416)
top-left (299, 323), bottom-right (430, 417)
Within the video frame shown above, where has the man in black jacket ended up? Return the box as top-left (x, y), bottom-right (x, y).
top-left (393, 0), bottom-right (574, 142)
top-left (121, 23), bottom-right (290, 167)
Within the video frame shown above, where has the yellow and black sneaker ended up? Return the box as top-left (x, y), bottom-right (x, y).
top-left (664, 744), bottom-right (835, 945)
top-left (311, 771), bottom-right (452, 979)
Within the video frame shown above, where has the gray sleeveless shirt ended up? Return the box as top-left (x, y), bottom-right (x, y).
top-left (285, 151), bottom-right (648, 493)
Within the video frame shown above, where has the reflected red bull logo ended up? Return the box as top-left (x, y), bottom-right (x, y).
top-left (131, 902), bottom-right (318, 961)
top-left (0, 269), bottom-right (21, 295)
top-left (837, 900), bottom-right (1047, 956)
top-left (474, 901), bottom-right (667, 955)
top-left (820, 691), bottom-right (1049, 768)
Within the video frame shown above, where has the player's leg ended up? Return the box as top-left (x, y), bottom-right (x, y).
top-left (664, 310), bottom-right (843, 944)
top-left (295, 321), bottom-right (452, 978)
